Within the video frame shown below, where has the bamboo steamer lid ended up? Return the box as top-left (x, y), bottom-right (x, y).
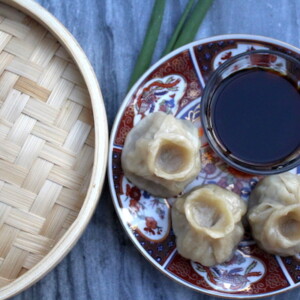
top-left (0, 0), bottom-right (108, 298)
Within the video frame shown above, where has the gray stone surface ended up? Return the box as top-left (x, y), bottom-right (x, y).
top-left (11, 0), bottom-right (300, 299)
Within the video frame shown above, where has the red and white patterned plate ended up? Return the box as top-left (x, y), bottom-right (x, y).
top-left (108, 34), bottom-right (300, 298)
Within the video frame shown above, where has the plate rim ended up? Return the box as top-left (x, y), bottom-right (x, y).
top-left (108, 33), bottom-right (300, 299)
top-left (0, 0), bottom-right (108, 298)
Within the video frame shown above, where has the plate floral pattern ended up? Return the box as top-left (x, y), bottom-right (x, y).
top-left (191, 251), bottom-right (265, 292)
top-left (109, 35), bottom-right (300, 298)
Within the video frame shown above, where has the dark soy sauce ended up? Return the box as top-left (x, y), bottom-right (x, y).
top-left (212, 67), bottom-right (300, 164)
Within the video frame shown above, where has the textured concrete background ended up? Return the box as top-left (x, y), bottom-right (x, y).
top-left (12, 0), bottom-right (300, 299)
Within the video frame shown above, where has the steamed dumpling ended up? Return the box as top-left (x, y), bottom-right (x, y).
top-left (121, 112), bottom-right (201, 197)
top-left (248, 172), bottom-right (300, 256)
top-left (172, 185), bottom-right (246, 266)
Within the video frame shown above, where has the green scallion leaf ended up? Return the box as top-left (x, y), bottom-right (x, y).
top-left (172, 0), bottom-right (214, 51)
top-left (162, 0), bottom-right (196, 57)
top-left (128, 0), bottom-right (166, 90)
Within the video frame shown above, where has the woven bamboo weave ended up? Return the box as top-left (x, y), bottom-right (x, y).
top-left (0, 3), bottom-right (95, 287)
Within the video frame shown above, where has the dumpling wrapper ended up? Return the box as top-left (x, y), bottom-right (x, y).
top-left (121, 112), bottom-right (201, 197)
top-left (172, 184), bottom-right (246, 266)
top-left (248, 172), bottom-right (300, 256)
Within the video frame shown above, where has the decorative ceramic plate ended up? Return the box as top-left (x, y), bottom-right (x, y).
top-left (108, 34), bottom-right (300, 298)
